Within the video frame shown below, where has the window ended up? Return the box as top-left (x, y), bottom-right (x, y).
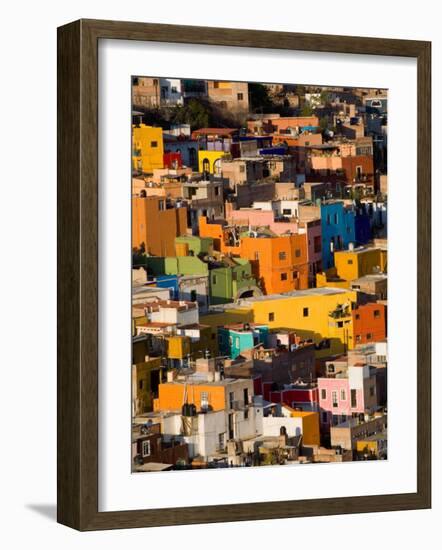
top-left (351, 389), bottom-right (357, 408)
top-left (237, 92), bottom-right (244, 100)
top-left (332, 391), bottom-right (338, 408)
top-left (153, 78), bottom-right (158, 86)
top-left (341, 414), bottom-right (347, 423)
top-left (348, 259), bottom-right (353, 265)
top-left (282, 208), bottom-right (292, 215)
top-left (293, 271), bottom-right (299, 279)
top-left (281, 273), bottom-right (288, 281)
top-left (334, 213), bottom-right (339, 224)
top-left (229, 392), bottom-right (234, 409)
top-left (158, 200), bottom-right (165, 211)
top-left (218, 433), bottom-right (225, 451)
top-left (228, 413), bottom-right (234, 439)
top-left (201, 391), bottom-right (209, 409)
top-left (213, 81), bottom-right (220, 88)
top-left (212, 275), bottom-right (217, 284)
top-left (340, 389), bottom-right (346, 401)
top-left (295, 249), bottom-right (301, 258)
top-left (244, 408), bottom-right (249, 420)
top-left (356, 335), bottom-right (362, 343)
top-left (150, 141), bottom-right (158, 148)
top-left (374, 309), bottom-right (381, 318)
top-left (268, 312), bottom-right (275, 322)
top-left (337, 321), bottom-right (343, 328)
top-left (314, 235), bottom-right (322, 253)
top-left (279, 251), bottom-right (287, 261)
top-left (133, 77), bottom-right (139, 85)
top-left (303, 307), bottom-right (309, 317)
top-left (326, 214), bottom-right (331, 225)
top-left (142, 440), bottom-right (151, 457)
top-left (243, 388), bottom-right (249, 406)
top-left (367, 333), bottom-right (373, 340)
top-left (171, 86), bottom-right (178, 93)
top-left (214, 186), bottom-right (219, 196)
top-left (355, 313), bottom-right (360, 320)
top-left (190, 290), bottom-right (197, 302)
top-left (321, 389), bottom-right (327, 400)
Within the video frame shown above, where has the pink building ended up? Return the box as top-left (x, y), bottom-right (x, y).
top-left (318, 364), bottom-right (377, 428)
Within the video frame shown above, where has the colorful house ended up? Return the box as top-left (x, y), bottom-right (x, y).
top-left (132, 195), bottom-right (188, 256)
top-left (352, 302), bottom-right (387, 345)
top-left (199, 218), bottom-right (310, 294)
top-left (229, 287), bottom-right (358, 357)
top-left (198, 150), bottom-right (228, 174)
top-left (132, 124), bottom-right (164, 173)
top-left (333, 246), bottom-right (387, 281)
top-left (131, 356), bottom-right (164, 415)
top-left (320, 201), bottom-right (356, 269)
top-left (218, 323), bottom-right (269, 359)
top-left (209, 258), bottom-right (262, 304)
top-left (316, 246), bottom-right (387, 289)
top-left (174, 235), bottom-right (213, 257)
top-left (318, 364), bottom-right (378, 429)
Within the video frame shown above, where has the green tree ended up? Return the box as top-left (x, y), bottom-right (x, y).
top-left (172, 99), bottom-right (210, 129)
top-left (248, 83), bottom-right (275, 113)
top-left (300, 103), bottom-right (314, 116)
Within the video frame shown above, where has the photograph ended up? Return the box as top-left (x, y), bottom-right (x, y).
top-left (131, 77), bottom-right (389, 473)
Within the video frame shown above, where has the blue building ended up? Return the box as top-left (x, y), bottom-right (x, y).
top-left (218, 323), bottom-right (269, 359)
top-left (320, 201), bottom-right (356, 269)
top-left (354, 210), bottom-right (371, 245)
top-left (155, 273), bottom-right (209, 312)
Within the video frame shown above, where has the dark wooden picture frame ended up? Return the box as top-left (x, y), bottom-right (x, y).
top-left (57, 18), bottom-right (431, 531)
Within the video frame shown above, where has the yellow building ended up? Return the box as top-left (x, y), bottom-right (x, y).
top-left (198, 150), bottom-right (227, 174)
top-left (317, 247), bottom-right (387, 288)
top-left (211, 288), bottom-right (358, 357)
top-left (334, 247), bottom-right (387, 281)
top-left (200, 308), bottom-right (254, 340)
top-left (132, 356), bottom-right (164, 415)
top-left (132, 124), bottom-right (164, 174)
top-left (166, 335), bottom-right (191, 360)
top-left (290, 410), bottom-right (320, 446)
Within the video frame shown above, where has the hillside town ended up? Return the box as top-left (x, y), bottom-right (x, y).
top-left (131, 78), bottom-right (388, 472)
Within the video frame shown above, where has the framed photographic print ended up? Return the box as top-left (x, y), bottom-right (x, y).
top-left (57, 19), bottom-right (431, 531)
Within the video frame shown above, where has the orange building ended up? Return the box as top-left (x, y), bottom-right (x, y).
top-left (352, 302), bottom-right (387, 345)
top-left (132, 195), bottom-right (188, 256)
top-left (155, 377), bottom-right (254, 413)
top-left (239, 233), bottom-right (309, 294)
top-left (198, 216), bottom-right (309, 294)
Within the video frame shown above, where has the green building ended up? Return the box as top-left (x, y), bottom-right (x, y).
top-left (209, 258), bottom-right (262, 305)
top-left (175, 235), bottom-right (213, 257)
top-left (146, 255), bottom-right (262, 305)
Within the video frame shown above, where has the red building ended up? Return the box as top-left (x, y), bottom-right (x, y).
top-left (341, 154), bottom-right (375, 190)
top-left (352, 302), bottom-right (387, 345)
top-left (163, 151), bottom-right (183, 169)
top-left (268, 384), bottom-right (319, 412)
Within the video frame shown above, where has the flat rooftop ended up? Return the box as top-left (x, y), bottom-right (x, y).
top-left (352, 274), bottom-right (387, 283)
